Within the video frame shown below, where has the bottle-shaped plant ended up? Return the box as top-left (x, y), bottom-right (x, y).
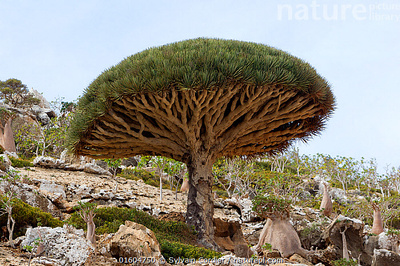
top-left (75, 201), bottom-right (97, 245)
top-left (252, 194), bottom-right (307, 258)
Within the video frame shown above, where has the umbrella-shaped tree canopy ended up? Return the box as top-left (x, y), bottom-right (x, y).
top-left (67, 38), bottom-right (335, 249)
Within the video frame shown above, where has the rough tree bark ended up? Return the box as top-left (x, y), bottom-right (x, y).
top-left (186, 153), bottom-right (219, 249)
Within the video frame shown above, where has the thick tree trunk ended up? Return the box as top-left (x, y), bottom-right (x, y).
top-left (186, 154), bottom-right (219, 250)
top-left (0, 118), bottom-right (16, 153)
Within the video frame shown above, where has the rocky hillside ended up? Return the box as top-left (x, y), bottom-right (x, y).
top-left (1, 152), bottom-right (400, 266)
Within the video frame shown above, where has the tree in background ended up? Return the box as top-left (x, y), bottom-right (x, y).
top-left (104, 158), bottom-right (122, 193)
top-left (13, 98), bottom-right (75, 158)
top-left (213, 157), bottom-right (262, 198)
top-left (0, 170), bottom-right (23, 248)
top-left (66, 38), bottom-right (335, 249)
top-left (0, 79), bottom-right (40, 153)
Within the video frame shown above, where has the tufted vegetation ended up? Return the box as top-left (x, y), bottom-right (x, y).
top-left (67, 38), bottom-right (335, 159)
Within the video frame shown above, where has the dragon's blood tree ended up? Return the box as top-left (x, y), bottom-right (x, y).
top-left (67, 38), bottom-right (335, 249)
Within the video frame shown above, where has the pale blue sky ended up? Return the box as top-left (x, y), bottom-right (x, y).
top-left (1, 0), bottom-right (399, 171)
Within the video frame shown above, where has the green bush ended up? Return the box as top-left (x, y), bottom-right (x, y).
top-left (9, 157), bottom-right (33, 168)
top-left (252, 194), bottom-right (292, 218)
top-left (332, 258), bottom-right (358, 266)
top-left (0, 198), bottom-right (63, 238)
top-left (160, 239), bottom-right (222, 259)
top-left (0, 144), bottom-right (4, 154)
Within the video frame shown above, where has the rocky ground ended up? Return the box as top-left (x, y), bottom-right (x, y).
top-left (0, 165), bottom-right (247, 266)
top-left (1, 159), bottom-right (400, 266)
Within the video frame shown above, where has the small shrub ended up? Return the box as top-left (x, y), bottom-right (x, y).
top-left (332, 258), bottom-right (358, 266)
top-left (262, 243), bottom-right (272, 251)
top-left (9, 157), bottom-right (33, 168)
top-left (160, 239), bottom-right (222, 259)
top-left (214, 189), bottom-right (229, 199)
top-left (0, 198), bottom-right (63, 238)
top-left (252, 194), bottom-right (292, 219)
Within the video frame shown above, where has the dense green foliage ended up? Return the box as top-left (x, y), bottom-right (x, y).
top-left (66, 38), bottom-right (335, 152)
top-left (9, 157), bottom-right (33, 168)
top-left (252, 194), bottom-right (292, 218)
top-left (67, 206), bottom-right (220, 259)
top-left (120, 168), bottom-right (162, 187)
top-left (14, 112), bottom-right (73, 159)
top-left (332, 258), bottom-right (358, 266)
top-left (159, 239), bottom-right (222, 259)
top-left (0, 197), bottom-right (63, 238)
top-left (0, 79), bottom-right (40, 108)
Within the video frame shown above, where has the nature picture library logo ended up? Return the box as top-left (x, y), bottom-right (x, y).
top-left (277, 0), bottom-right (400, 21)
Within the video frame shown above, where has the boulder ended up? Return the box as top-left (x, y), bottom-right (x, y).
top-left (330, 187), bottom-right (349, 204)
top-left (0, 181), bottom-right (62, 218)
top-left (225, 197), bottom-right (257, 222)
top-left (39, 180), bottom-right (66, 206)
top-left (214, 218), bottom-right (251, 258)
top-left (28, 88), bottom-right (52, 109)
top-left (110, 221), bottom-right (163, 264)
top-left (323, 215), bottom-right (370, 265)
top-left (21, 224), bottom-right (94, 266)
top-left (68, 183), bottom-right (93, 199)
top-left (83, 163), bottom-right (111, 176)
top-left (33, 156), bottom-right (63, 168)
top-left (372, 249), bottom-right (400, 266)
top-left (30, 104), bottom-right (56, 126)
top-left (95, 159), bottom-right (108, 169)
top-left (365, 232), bottom-right (400, 258)
top-left (289, 254), bottom-right (313, 265)
top-left (121, 157), bottom-right (138, 167)
top-left (92, 189), bottom-right (114, 200)
top-left (63, 164), bottom-right (85, 171)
